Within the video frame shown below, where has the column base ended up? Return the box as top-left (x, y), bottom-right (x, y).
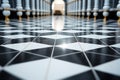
top-left (82, 16), bottom-right (84, 19)
top-left (87, 16), bottom-right (90, 21)
top-left (27, 16), bottom-right (30, 21)
top-left (19, 16), bottom-right (22, 22)
top-left (33, 15), bottom-right (35, 18)
top-left (118, 17), bottom-right (120, 25)
top-left (5, 16), bottom-right (10, 24)
top-left (94, 16), bottom-right (96, 22)
top-left (103, 16), bottom-right (107, 24)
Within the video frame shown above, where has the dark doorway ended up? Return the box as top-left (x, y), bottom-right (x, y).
top-left (54, 10), bottom-right (62, 15)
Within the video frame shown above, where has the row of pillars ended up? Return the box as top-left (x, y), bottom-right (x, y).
top-left (67, 0), bottom-right (120, 24)
top-left (1, 0), bottom-right (51, 24)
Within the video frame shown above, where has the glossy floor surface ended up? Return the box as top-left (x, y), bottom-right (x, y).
top-left (0, 16), bottom-right (120, 80)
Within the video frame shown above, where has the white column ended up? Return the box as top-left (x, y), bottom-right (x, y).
top-left (45, 2), bottom-right (47, 15)
top-left (73, 2), bottom-right (75, 15)
top-left (16, 0), bottom-right (23, 22)
top-left (69, 4), bottom-right (70, 15)
top-left (82, 0), bottom-right (86, 17)
top-left (79, 0), bottom-right (81, 16)
top-left (117, 0), bottom-right (120, 24)
top-left (87, 0), bottom-right (91, 20)
top-left (44, 1), bottom-right (45, 15)
top-left (43, 1), bottom-right (44, 16)
top-left (93, 0), bottom-right (99, 22)
top-left (68, 4), bottom-right (70, 15)
top-left (25, 0), bottom-right (30, 20)
top-left (70, 4), bottom-right (72, 15)
top-left (37, 0), bottom-right (39, 17)
top-left (47, 4), bottom-right (49, 15)
top-left (45, 2), bottom-right (46, 15)
top-left (2, 0), bottom-right (11, 23)
top-left (41, 0), bottom-right (43, 16)
top-left (32, 0), bottom-right (36, 17)
top-left (71, 4), bottom-right (72, 15)
top-left (75, 1), bottom-right (77, 15)
top-left (103, 0), bottom-right (110, 23)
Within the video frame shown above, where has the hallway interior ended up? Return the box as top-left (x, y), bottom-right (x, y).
top-left (0, 0), bottom-right (120, 80)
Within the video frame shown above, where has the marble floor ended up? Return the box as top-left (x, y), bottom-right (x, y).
top-left (0, 16), bottom-right (120, 80)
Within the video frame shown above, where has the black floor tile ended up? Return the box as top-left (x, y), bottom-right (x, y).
top-left (25, 47), bottom-right (53, 57)
top-left (0, 39), bottom-right (10, 45)
top-left (55, 53), bottom-right (89, 66)
top-left (0, 70), bottom-right (22, 80)
top-left (96, 71), bottom-right (120, 80)
top-left (29, 32), bottom-right (56, 36)
top-left (9, 52), bottom-right (46, 65)
top-left (77, 38), bottom-right (104, 45)
top-left (86, 47), bottom-right (120, 56)
top-left (86, 53), bottom-right (119, 66)
top-left (0, 46), bottom-right (18, 54)
top-left (56, 37), bottom-right (77, 45)
top-left (0, 52), bottom-right (18, 66)
top-left (4, 38), bottom-right (35, 44)
top-left (53, 47), bottom-right (79, 57)
top-left (63, 70), bottom-right (95, 80)
top-left (34, 37), bottom-right (55, 45)
top-left (101, 37), bottom-right (120, 45)
top-left (112, 47), bottom-right (120, 53)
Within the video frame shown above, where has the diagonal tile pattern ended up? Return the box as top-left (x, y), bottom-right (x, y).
top-left (0, 16), bottom-right (120, 80)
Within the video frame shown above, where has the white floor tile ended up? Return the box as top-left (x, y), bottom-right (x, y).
top-left (0, 27), bottom-right (15, 29)
top-left (1, 34), bottom-right (35, 39)
top-left (74, 27), bottom-right (91, 29)
top-left (101, 27), bottom-right (119, 29)
top-left (57, 42), bottom-right (105, 51)
top-left (79, 34), bottom-right (113, 39)
top-left (41, 34), bottom-right (73, 39)
top-left (4, 59), bottom-right (50, 80)
top-left (92, 30), bottom-right (116, 33)
top-left (0, 30), bottom-right (24, 33)
top-left (62, 30), bottom-right (83, 33)
top-left (47, 59), bottom-right (90, 80)
top-left (111, 43), bottom-right (120, 48)
top-left (95, 59), bottom-right (120, 76)
top-left (4, 58), bottom-right (90, 80)
top-left (32, 30), bottom-right (54, 33)
top-left (1, 42), bottom-right (51, 51)
top-left (24, 27), bottom-right (41, 29)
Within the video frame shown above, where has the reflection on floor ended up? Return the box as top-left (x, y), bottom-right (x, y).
top-left (0, 16), bottom-right (120, 80)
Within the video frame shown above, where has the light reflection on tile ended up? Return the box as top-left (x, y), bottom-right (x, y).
top-left (1, 42), bottom-right (51, 51)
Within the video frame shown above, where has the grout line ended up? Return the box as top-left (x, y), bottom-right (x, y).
top-left (44, 32), bottom-right (58, 80)
top-left (89, 32), bottom-right (120, 55)
top-left (3, 37), bottom-right (38, 67)
top-left (99, 39), bottom-right (120, 55)
top-left (73, 33), bottom-right (100, 80)
top-left (3, 19), bottom-right (47, 67)
top-left (85, 51), bottom-right (120, 58)
top-left (72, 17), bottom-right (100, 80)
top-left (54, 51), bottom-right (80, 58)
top-left (0, 51), bottom-right (19, 55)
top-left (25, 52), bottom-right (48, 58)
top-left (0, 39), bottom-right (12, 45)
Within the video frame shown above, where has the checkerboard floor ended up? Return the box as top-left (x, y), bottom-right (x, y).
top-left (0, 16), bottom-right (120, 80)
